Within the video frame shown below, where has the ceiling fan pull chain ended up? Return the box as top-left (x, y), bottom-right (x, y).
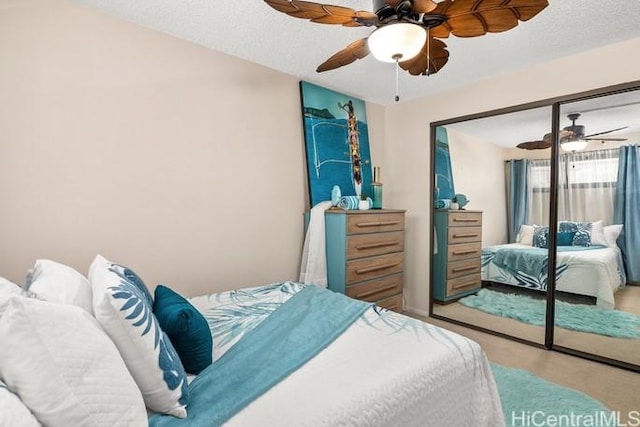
top-left (393, 54), bottom-right (401, 102)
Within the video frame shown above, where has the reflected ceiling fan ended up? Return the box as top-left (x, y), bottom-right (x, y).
top-left (516, 113), bottom-right (629, 151)
top-left (264, 0), bottom-right (549, 77)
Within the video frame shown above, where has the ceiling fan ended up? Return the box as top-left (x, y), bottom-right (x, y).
top-left (263, 0), bottom-right (549, 76)
top-left (516, 113), bottom-right (629, 151)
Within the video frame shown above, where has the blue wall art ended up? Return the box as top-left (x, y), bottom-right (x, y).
top-left (300, 81), bottom-right (373, 207)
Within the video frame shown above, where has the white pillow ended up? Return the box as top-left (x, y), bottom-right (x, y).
top-left (27, 260), bottom-right (93, 314)
top-left (604, 224), bottom-right (623, 247)
top-left (589, 220), bottom-right (607, 247)
top-left (1, 277), bottom-right (24, 317)
top-left (517, 225), bottom-right (535, 246)
top-left (0, 380), bottom-right (41, 427)
top-left (0, 297), bottom-right (147, 427)
top-left (89, 255), bottom-right (189, 418)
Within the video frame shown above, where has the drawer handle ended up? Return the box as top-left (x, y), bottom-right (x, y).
top-left (452, 282), bottom-right (476, 290)
top-left (453, 218), bottom-right (479, 223)
top-left (451, 265), bottom-right (478, 273)
top-left (356, 240), bottom-right (400, 250)
top-left (453, 233), bottom-right (478, 238)
top-left (354, 283), bottom-right (399, 299)
top-left (356, 262), bottom-right (399, 275)
top-left (452, 249), bottom-right (478, 255)
top-left (356, 220), bottom-right (400, 228)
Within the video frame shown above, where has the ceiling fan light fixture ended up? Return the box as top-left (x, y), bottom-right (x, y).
top-left (561, 139), bottom-right (588, 152)
top-left (367, 23), bottom-right (426, 63)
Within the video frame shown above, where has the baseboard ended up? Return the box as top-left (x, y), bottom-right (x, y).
top-left (403, 305), bottom-right (429, 318)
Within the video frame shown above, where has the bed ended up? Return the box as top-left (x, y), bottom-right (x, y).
top-left (481, 243), bottom-right (626, 309)
top-left (0, 257), bottom-right (505, 427)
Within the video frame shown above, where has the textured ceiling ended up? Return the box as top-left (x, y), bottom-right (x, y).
top-left (75, 0), bottom-right (640, 106)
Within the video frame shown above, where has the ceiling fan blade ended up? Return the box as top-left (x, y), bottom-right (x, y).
top-left (584, 137), bottom-right (628, 141)
top-left (584, 126), bottom-right (629, 138)
top-left (316, 38), bottom-right (370, 72)
top-left (384, 0), bottom-right (437, 14)
top-left (399, 37), bottom-right (449, 76)
top-left (517, 140), bottom-right (550, 150)
top-left (264, 0), bottom-right (378, 26)
top-left (429, 0), bottom-right (548, 38)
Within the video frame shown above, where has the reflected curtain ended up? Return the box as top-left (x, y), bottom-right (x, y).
top-left (528, 159), bottom-right (550, 226)
top-left (614, 145), bottom-right (640, 284)
top-left (557, 148), bottom-right (619, 224)
top-left (506, 159), bottom-right (530, 242)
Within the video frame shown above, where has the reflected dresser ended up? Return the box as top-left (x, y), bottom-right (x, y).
top-left (433, 210), bottom-right (483, 303)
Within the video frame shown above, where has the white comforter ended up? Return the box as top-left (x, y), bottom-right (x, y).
top-left (482, 243), bottom-right (625, 308)
top-left (189, 282), bottom-right (504, 427)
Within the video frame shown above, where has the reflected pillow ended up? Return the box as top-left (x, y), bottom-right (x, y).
top-left (558, 221), bottom-right (593, 247)
top-left (556, 231), bottom-right (576, 246)
top-left (517, 225), bottom-right (535, 246)
top-left (604, 224), bottom-right (623, 247)
top-left (532, 226), bottom-right (549, 249)
top-left (153, 285), bottom-right (213, 375)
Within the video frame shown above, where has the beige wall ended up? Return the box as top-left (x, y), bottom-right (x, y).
top-left (386, 37), bottom-right (640, 316)
top-left (2, 0), bottom-right (639, 310)
top-left (447, 128), bottom-right (508, 246)
top-left (0, 0), bottom-right (386, 296)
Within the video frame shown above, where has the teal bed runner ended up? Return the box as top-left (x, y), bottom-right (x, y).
top-left (149, 285), bottom-right (371, 426)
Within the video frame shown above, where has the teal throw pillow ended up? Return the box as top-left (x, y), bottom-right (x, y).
top-left (153, 285), bottom-right (213, 375)
top-left (556, 231), bottom-right (576, 246)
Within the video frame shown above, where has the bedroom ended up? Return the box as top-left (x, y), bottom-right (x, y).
top-left (432, 91), bottom-right (640, 368)
top-left (1, 0), bottom-right (640, 425)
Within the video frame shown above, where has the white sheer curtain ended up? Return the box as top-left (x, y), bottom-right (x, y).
top-left (557, 148), bottom-right (619, 225)
top-left (528, 158), bottom-right (551, 226)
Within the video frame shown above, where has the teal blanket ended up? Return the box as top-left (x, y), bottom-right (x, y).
top-left (149, 286), bottom-right (371, 426)
top-left (490, 245), bottom-right (607, 274)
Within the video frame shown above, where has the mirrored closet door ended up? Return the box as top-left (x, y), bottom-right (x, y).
top-left (430, 80), bottom-right (640, 372)
top-left (431, 106), bottom-right (554, 346)
top-left (552, 88), bottom-right (640, 368)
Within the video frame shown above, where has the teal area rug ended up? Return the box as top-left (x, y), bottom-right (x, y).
top-left (459, 289), bottom-right (640, 338)
top-left (492, 364), bottom-right (613, 427)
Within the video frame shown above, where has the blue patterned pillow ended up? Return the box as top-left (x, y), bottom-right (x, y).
top-left (559, 221), bottom-right (592, 247)
top-left (89, 255), bottom-right (189, 418)
top-left (153, 285), bottom-right (213, 375)
top-left (532, 226), bottom-right (549, 248)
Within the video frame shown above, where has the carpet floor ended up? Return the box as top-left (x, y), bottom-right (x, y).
top-left (492, 364), bottom-right (614, 427)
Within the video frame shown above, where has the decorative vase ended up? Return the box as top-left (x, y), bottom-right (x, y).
top-left (372, 166), bottom-right (383, 209)
top-left (359, 199), bottom-right (371, 210)
top-left (450, 202), bottom-right (460, 210)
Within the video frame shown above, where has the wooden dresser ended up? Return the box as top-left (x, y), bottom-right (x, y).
top-left (433, 210), bottom-right (482, 303)
top-left (324, 209), bottom-right (406, 312)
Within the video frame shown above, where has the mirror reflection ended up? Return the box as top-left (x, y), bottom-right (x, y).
top-left (432, 107), bottom-right (553, 345)
top-left (552, 90), bottom-right (640, 366)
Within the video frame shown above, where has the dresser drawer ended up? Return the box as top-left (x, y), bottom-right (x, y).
top-left (447, 226), bottom-right (482, 244)
top-left (447, 258), bottom-right (481, 279)
top-left (346, 252), bottom-right (404, 284)
top-left (376, 293), bottom-right (403, 312)
top-left (448, 211), bottom-right (482, 227)
top-left (346, 273), bottom-right (403, 302)
top-left (347, 212), bottom-right (405, 235)
top-left (446, 274), bottom-right (481, 297)
top-left (447, 242), bottom-right (482, 262)
top-left (347, 231), bottom-right (404, 259)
